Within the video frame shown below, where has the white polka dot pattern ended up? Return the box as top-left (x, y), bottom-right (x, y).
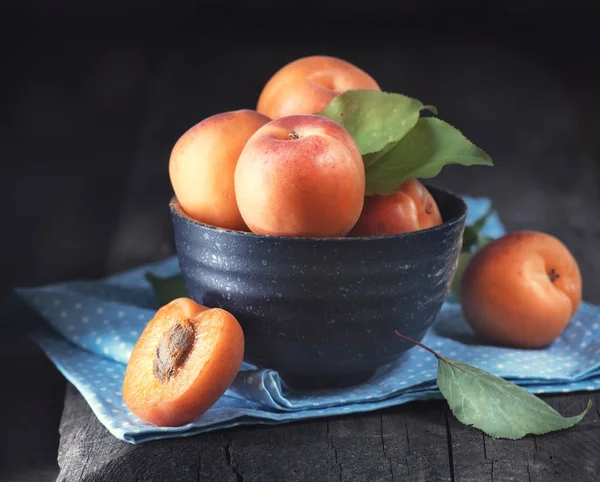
top-left (15, 197), bottom-right (600, 444)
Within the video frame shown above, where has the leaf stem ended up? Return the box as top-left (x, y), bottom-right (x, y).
top-left (394, 330), bottom-right (444, 360)
top-left (394, 330), bottom-right (477, 376)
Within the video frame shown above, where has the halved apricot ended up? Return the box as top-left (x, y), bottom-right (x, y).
top-left (123, 297), bottom-right (244, 427)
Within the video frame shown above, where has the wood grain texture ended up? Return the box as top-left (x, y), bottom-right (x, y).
top-left (3, 20), bottom-right (600, 482)
top-left (447, 391), bottom-right (600, 482)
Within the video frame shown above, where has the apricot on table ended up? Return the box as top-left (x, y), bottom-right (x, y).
top-left (123, 297), bottom-right (244, 427)
top-left (169, 109), bottom-right (270, 231)
top-left (460, 231), bottom-right (582, 349)
top-left (348, 179), bottom-right (443, 237)
top-left (257, 55), bottom-right (381, 119)
top-left (234, 114), bottom-right (366, 238)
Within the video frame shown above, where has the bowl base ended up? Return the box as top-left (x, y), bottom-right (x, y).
top-left (280, 370), bottom-right (376, 390)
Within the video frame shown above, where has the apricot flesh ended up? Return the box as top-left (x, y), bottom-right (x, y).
top-left (348, 179), bottom-right (443, 237)
top-left (123, 298), bottom-right (244, 427)
top-left (169, 109), bottom-right (270, 231)
top-left (234, 114), bottom-right (366, 237)
top-left (257, 55), bottom-right (381, 119)
top-left (460, 231), bottom-right (582, 349)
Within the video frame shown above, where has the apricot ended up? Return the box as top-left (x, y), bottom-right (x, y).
top-left (460, 231), bottom-right (582, 349)
top-left (348, 179), bottom-right (443, 237)
top-left (257, 55), bottom-right (381, 119)
top-left (122, 298), bottom-right (244, 427)
top-left (169, 109), bottom-right (270, 231)
top-left (234, 114), bottom-right (365, 237)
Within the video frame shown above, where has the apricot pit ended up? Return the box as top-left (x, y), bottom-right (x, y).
top-left (153, 320), bottom-right (195, 383)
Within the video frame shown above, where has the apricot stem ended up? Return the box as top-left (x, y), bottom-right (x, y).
top-left (153, 320), bottom-right (195, 383)
top-left (288, 131), bottom-right (300, 140)
top-left (548, 268), bottom-right (560, 282)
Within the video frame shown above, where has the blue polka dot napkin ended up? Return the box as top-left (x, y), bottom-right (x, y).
top-left (15, 196), bottom-right (600, 444)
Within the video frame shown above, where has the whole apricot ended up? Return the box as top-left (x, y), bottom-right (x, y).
top-left (348, 179), bottom-right (443, 237)
top-left (257, 55), bottom-right (381, 119)
top-left (234, 114), bottom-right (365, 237)
top-left (460, 231), bottom-right (582, 349)
top-left (169, 109), bottom-right (270, 231)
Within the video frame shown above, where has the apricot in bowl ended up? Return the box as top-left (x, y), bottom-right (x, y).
top-left (169, 185), bottom-right (467, 389)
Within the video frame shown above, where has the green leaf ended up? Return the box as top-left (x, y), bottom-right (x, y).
top-left (437, 358), bottom-right (592, 439)
top-left (145, 273), bottom-right (188, 307)
top-left (449, 236), bottom-right (493, 300)
top-left (317, 90), bottom-right (436, 155)
top-left (462, 205), bottom-right (495, 253)
top-left (450, 206), bottom-right (497, 299)
top-left (449, 251), bottom-right (474, 299)
top-left (364, 117), bottom-right (494, 195)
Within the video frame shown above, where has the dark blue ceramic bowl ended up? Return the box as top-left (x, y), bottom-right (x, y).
top-left (169, 185), bottom-right (467, 389)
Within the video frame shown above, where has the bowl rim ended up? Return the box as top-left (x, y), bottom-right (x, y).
top-left (169, 183), bottom-right (468, 243)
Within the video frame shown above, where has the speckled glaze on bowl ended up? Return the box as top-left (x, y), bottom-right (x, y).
top-left (169, 185), bottom-right (467, 389)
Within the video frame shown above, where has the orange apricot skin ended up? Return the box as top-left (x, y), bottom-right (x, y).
top-left (122, 298), bottom-right (244, 427)
top-left (348, 179), bottom-right (443, 237)
top-left (169, 109), bottom-right (270, 231)
top-left (234, 114), bottom-right (366, 238)
top-left (460, 231), bottom-right (582, 349)
top-left (257, 55), bottom-right (381, 119)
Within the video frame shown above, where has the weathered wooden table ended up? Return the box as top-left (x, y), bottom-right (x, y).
top-left (3, 20), bottom-right (600, 482)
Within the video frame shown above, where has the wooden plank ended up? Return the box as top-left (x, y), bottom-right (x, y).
top-left (527, 393), bottom-right (600, 481)
top-left (56, 381), bottom-right (456, 482)
top-left (448, 392), bottom-right (600, 482)
top-left (0, 334), bottom-right (65, 482)
top-left (326, 413), bottom-right (399, 482)
top-left (381, 403), bottom-right (453, 481)
top-left (447, 406), bottom-right (534, 482)
top-left (57, 384), bottom-right (234, 482)
top-left (218, 419), bottom-right (340, 481)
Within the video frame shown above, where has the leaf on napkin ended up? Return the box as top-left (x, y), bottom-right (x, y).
top-left (317, 89), bottom-right (436, 155)
top-left (145, 273), bottom-right (188, 307)
top-left (364, 117), bottom-right (493, 195)
top-left (437, 357), bottom-right (592, 439)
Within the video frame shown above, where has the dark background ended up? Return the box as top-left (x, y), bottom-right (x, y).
top-left (2, 1), bottom-right (600, 480)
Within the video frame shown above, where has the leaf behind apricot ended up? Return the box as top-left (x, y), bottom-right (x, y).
top-left (437, 357), bottom-right (592, 439)
top-left (364, 117), bottom-right (493, 195)
top-left (450, 206), bottom-right (496, 298)
top-left (145, 273), bottom-right (188, 307)
top-left (449, 251), bottom-right (474, 299)
top-left (317, 90), bottom-right (436, 155)
top-left (461, 205), bottom-right (496, 253)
